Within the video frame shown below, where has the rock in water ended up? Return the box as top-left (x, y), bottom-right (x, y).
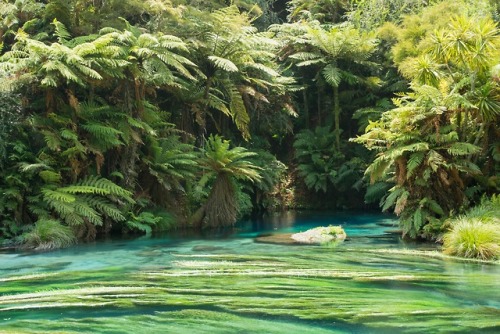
top-left (291, 226), bottom-right (346, 244)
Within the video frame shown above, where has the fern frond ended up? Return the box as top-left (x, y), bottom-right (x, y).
top-left (39, 170), bottom-right (62, 184)
top-left (73, 200), bottom-right (103, 226)
top-left (42, 189), bottom-right (76, 203)
top-left (406, 152), bottom-right (425, 179)
top-left (229, 86), bottom-right (250, 140)
top-left (84, 195), bottom-right (126, 222)
top-left (208, 55), bottom-right (239, 72)
top-left (77, 176), bottom-right (134, 203)
top-left (41, 130), bottom-right (61, 151)
top-left (447, 142), bottom-right (481, 156)
top-left (381, 186), bottom-right (404, 212)
top-left (322, 63), bottom-right (341, 87)
top-left (51, 19), bottom-right (71, 43)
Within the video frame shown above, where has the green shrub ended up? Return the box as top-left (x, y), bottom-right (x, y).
top-left (23, 219), bottom-right (76, 250)
top-left (443, 219), bottom-right (500, 260)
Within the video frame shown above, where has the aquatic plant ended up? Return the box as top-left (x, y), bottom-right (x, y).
top-left (22, 219), bottom-right (76, 250)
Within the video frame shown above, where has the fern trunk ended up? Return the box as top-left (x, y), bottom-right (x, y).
top-left (333, 85), bottom-right (340, 152)
top-left (317, 83), bottom-right (322, 126)
top-left (303, 89), bottom-right (310, 129)
top-left (197, 76), bottom-right (213, 142)
top-left (120, 141), bottom-right (139, 190)
top-left (189, 204), bottom-right (206, 230)
top-left (203, 173), bottom-right (238, 228)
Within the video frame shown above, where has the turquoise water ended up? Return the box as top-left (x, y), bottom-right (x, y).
top-left (0, 211), bottom-right (499, 333)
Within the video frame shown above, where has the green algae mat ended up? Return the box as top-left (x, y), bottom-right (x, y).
top-left (1, 212), bottom-right (499, 333)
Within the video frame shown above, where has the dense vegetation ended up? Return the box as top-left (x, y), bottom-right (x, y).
top-left (0, 0), bottom-right (498, 257)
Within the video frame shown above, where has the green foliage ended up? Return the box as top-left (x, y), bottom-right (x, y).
top-left (364, 181), bottom-right (391, 204)
top-left (275, 19), bottom-right (378, 150)
top-left (294, 126), bottom-right (342, 193)
top-left (144, 133), bottom-right (197, 193)
top-left (355, 1), bottom-right (499, 239)
top-left (235, 185), bottom-right (253, 219)
top-left (23, 219), bottom-right (76, 250)
top-left (39, 176), bottom-right (132, 224)
top-left (249, 151), bottom-right (286, 193)
top-left (0, 0), bottom-right (498, 245)
top-left (243, 149), bottom-right (288, 212)
top-left (287, 0), bottom-right (348, 23)
top-left (355, 90), bottom-right (484, 237)
top-left (0, 92), bottom-right (22, 166)
top-left (346, 0), bottom-right (433, 31)
top-left (124, 211), bottom-right (162, 235)
top-left (174, 5), bottom-right (295, 141)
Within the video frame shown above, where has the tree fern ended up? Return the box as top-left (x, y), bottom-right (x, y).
top-left (193, 135), bottom-right (262, 228)
top-left (83, 196), bottom-right (126, 222)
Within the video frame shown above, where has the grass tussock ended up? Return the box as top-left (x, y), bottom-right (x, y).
top-left (22, 219), bottom-right (76, 250)
top-left (443, 195), bottom-right (500, 260)
top-left (443, 219), bottom-right (500, 260)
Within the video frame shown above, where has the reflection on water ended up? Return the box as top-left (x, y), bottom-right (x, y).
top-left (0, 211), bottom-right (499, 333)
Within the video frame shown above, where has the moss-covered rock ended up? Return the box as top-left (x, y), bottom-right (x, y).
top-left (291, 225), bottom-right (346, 244)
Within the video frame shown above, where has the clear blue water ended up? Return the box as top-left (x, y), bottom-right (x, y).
top-left (0, 211), bottom-right (499, 333)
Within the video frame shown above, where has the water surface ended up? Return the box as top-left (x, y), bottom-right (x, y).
top-left (1, 211), bottom-right (499, 333)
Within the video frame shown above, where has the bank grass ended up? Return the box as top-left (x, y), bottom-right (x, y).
top-left (22, 219), bottom-right (76, 250)
top-left (443, 219), bottom-right (500, 260)
top-left (442, 195), bottom-right (500, 260)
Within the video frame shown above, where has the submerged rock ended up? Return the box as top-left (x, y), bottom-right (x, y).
top-left (255, 233), bottom-right (301, 245)
top-left (192, 245), bottom-right (227, 252)
top-left (291, 225), bottom-right (346, 244)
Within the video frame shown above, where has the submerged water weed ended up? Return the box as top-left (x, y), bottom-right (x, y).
top-left (443, 219), bottom-right (500, 260)
top-left (22, 219), bottom-right (76, 250)
top-left (323, 225), bottom-right (345, 237)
